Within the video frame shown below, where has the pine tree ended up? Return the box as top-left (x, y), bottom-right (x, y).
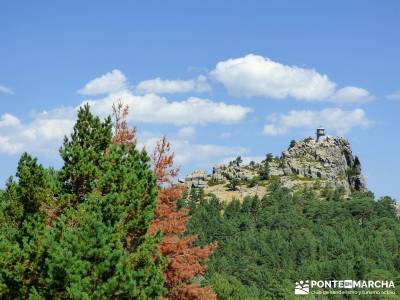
top-left (16, 152), bottom-right (53, 215)
top-left (59, 103), bottom-right (112, 206)
top-left (44, 146), bottom-right (164, 299)
top-left (228, 177), bottom-right (240, 191)
top-left (42, 105), bottom-right (164, 299)
top-left (0, 153), bottom-right (55, 298)
top-left (150, 137), bottom-right (217, 300)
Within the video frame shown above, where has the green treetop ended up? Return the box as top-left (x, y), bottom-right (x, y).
top-left (59, 103), bottom-right (112, 206)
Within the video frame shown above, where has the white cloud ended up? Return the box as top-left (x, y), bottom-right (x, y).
top-left (0, 85), bottom-right (14, 95)
top-left (173, 141), bottom-right (248, 166)
top-left (0, 88), bottom-right (250, 156)
top-left (138, 134), bottom-right (247, 168)
top-left (77, 70), bottom-right (249, 125)
top-left (331, 86), bottom-right (374, 104)
top-left (0, 106), bottom-right (248, 170)
top-left (178, 126), bottom-right (196, 139)
top-left (0, 114), bottom-right (20, 127)
top-left (386, 90), bottom-right (400, 101)
top-left (86, 90), bottom-right (251, 125)
top-left (136, 75), bottom-right (211, 94)
top-left (172, 140), bottom-right (247, 167)
top-left (78, 69), bottom-right (127, 95)
top-left (210, 54), bottom-right (373, 103)
top-left (0, 136), bottom-right (23, 154)
top-left (211, 54), bottom-right (336, 100)
top-left (0, 108), bottom-right (76, 156)
top-left (263, 108), bottom-right (372, 136)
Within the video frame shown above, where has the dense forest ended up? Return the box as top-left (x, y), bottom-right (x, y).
top-left (0, 104), bottom-right (215, 299)
top-left (0, 104), bottom-right (399, 299)
top-left (183, 186), bottom-right (400, 299)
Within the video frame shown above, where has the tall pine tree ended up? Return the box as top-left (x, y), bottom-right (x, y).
top-left (42, 104), bottom-right (164, 299)
top-left (59, 103), bottom-right (112, 206)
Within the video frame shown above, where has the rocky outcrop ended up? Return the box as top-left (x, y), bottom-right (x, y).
top-left (212, 163), bottom-right (255, 181)
top-left (181, 170), bottom-right (209, 188)
top-left (182, 135), bottom-right (367, 197)
top-left (394, 203), bottom-right (400, 217)
top-left (269, 136), bottom-right (367, 193)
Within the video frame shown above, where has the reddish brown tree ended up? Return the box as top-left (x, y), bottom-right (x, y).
top-left (150, 137), bottom-right (217, 300)
top-left (111, 103), bottom-right (217, 299)
top-left (112, 100), bottom-right (137, 146)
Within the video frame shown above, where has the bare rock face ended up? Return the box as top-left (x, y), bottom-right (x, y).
top-left (181, 170), bottom-right (209, 188)
top-left (181, 134), bottom-right (367, 199)
top-left (270, 136), bottom-right (367, 193)
top-left (212, 164), bottom-right (255, 181)
top-left (394, 203), bottom-right (400, 217)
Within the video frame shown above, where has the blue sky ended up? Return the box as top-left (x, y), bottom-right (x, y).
top-left (1, 1), bottom-right (399, 200)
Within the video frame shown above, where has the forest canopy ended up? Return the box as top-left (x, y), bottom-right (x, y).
top-left (183, 187), bottom-right (400, 299)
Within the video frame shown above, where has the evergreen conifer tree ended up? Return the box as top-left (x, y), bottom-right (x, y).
top-left (0, 153), bottom-right (54, 298)
top-left (16, 153), bottom-right (53, 215)
top-left (42, 105), bottom-right (164, 299)
top-left (59, 103), bottom-right (112, 206)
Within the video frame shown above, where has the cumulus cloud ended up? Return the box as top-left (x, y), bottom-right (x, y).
top-left (211, 54), bottom-right (336, 100)
top-left (263, 108), bottom-right (372, 136)
top-left (0, 108), bottom-right (248, 176)
top-left (210, 54), bottom-right (372, 103)
top-left (86, 90), bottom-right (251, 125)
top-left (386, 90), bottom-right (400, 101)
top-left (170, 140), bottom-right (247, 167)
top-left (0, 85), bottom-right (14, 95)
top-left (0, 87), bottom-right (250, 156)
top-left (77, 70), bottom-right (249, 125)
top-left (78, 69), bottom-right (127, 95)
top-left (0, 114), bottom-right (20, 127)
top-left (331, 86), bottom-right (374, 104)
top-left (0, 136), bottom-right (23, 154)
top-left (136, 75), bottom-right (211, 94)
top-left (138, 134), bottom-right (247, 168)
top-left (0, 108), bottom-right (75, 155)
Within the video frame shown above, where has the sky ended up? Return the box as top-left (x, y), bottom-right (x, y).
top-left (0, 1), bottom-right (399, 200)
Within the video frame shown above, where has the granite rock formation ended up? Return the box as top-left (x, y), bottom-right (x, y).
top-left (182, 134), bottom-right (367, 199)
top-left (269, 136), bottom-right (367, 193)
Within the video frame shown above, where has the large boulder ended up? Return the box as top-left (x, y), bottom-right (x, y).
top-left (212, 164), bottom-right (254, 181)
top-left (183, 170), bottom-right (209, 188)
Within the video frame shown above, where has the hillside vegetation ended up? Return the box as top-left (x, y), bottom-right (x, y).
top-left (183, 186), bottom-right (400, 299)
